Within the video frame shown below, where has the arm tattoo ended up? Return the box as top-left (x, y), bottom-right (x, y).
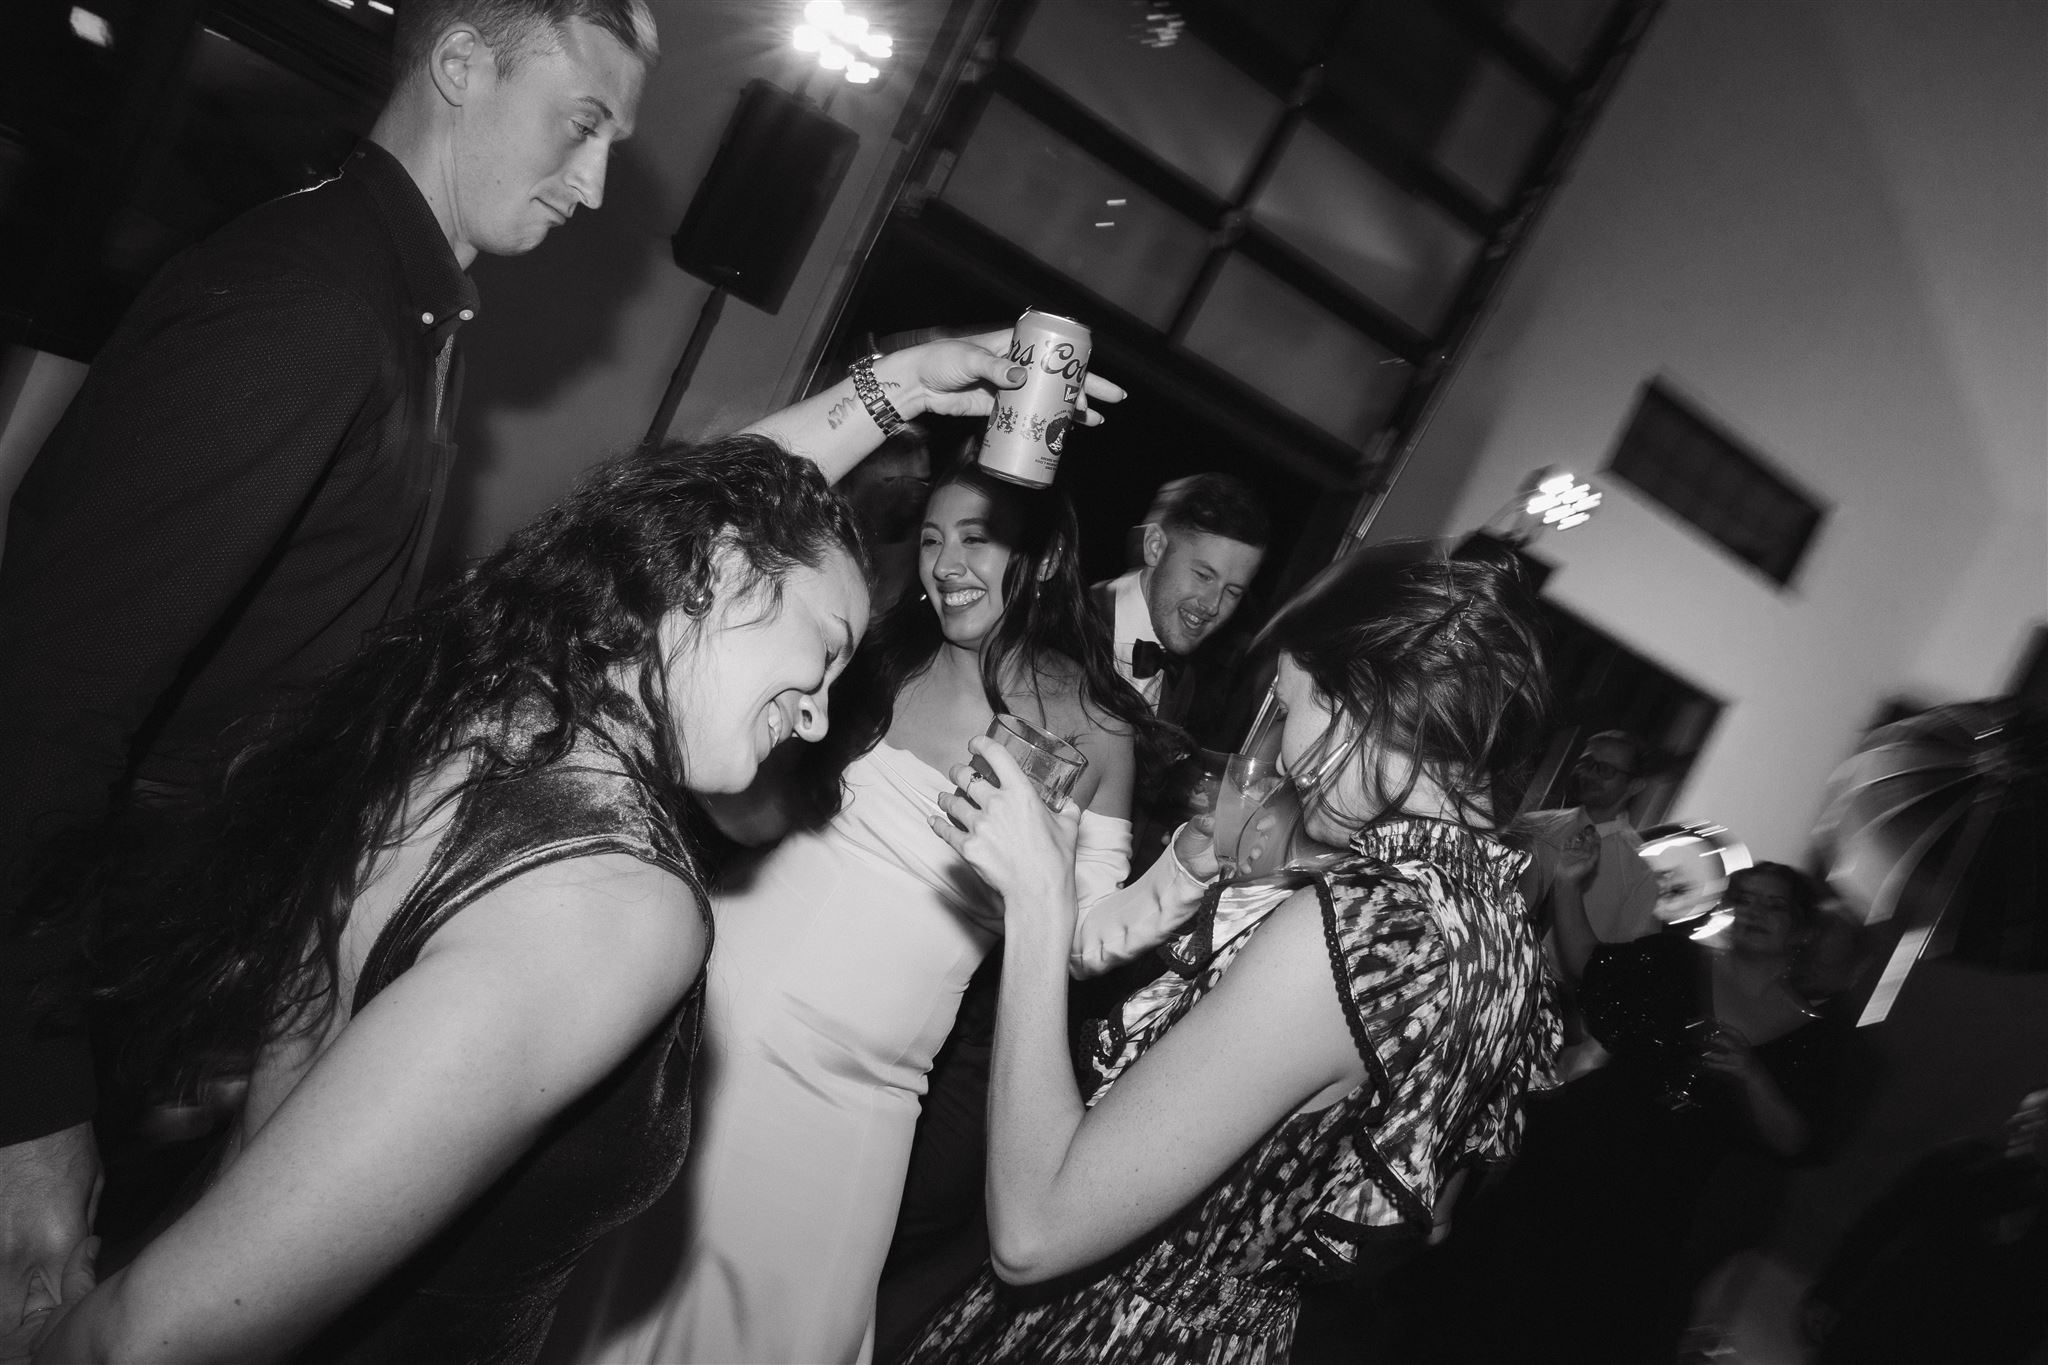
top-left (825, 395), bottom-right (859, 431)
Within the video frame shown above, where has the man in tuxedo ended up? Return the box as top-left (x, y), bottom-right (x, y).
top-left (1093, 472), bottom-right (1270, 731)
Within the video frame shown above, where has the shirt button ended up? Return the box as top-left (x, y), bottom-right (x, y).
top-left (421, 311), bottom-right (434, 325)
top-left (458, 309), bottom-right (475, 321)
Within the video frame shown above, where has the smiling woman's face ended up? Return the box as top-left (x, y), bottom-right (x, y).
top-left (918, 480), bottom-right (1016, 651)
top-left (661, 548), bottom-right (869, 793)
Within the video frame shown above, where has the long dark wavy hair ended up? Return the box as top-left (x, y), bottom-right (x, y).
top-left (840, 462), bottom-right (1172, 774)
top-left (48, 435), bottom-right (864, 1094)
top-left (1254, 537), bottom-right (1550, 835)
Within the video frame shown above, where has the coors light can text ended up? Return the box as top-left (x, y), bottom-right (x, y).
top-left (978, 310), bottom-right (1091, 488)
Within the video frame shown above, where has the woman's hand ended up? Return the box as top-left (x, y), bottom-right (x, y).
top-left (1700, 1024), bottom-right (1761, 1082)
top-left (873, 330), bottom-right (1126, 427)
top-left (1172, 812), bottom-right (1222, 881)
top-left (3, 1235), bottom-right (96, 1364)
top-left (930, 738), bottom-right (1081, 920)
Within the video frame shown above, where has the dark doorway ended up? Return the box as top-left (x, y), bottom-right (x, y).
top-left (1526, 600), bottom-right (1722, 823)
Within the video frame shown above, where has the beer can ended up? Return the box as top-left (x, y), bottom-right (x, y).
top-left (977, 309), bottom-right (1091, 488)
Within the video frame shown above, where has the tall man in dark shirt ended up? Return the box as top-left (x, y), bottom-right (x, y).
top-left (0, 0), bottom-right (657, 1331)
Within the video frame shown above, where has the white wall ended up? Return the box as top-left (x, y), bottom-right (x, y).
top-left (440, 0), bottom-right (982, 563)
top-left (1368, 0), bottom-right (2047, 859)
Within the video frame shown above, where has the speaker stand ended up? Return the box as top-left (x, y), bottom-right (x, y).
top-left (642, 281), bottom-right (731, 452)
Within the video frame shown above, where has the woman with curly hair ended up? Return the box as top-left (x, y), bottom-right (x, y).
top-left (19, 328), bottom-right (1116, 1365)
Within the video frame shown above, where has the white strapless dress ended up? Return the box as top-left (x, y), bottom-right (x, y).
top-left (549, 742), bottom-right (1133, 1365)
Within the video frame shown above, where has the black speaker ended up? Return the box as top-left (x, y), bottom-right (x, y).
top-left (671, 79), bottom-right (860, 315)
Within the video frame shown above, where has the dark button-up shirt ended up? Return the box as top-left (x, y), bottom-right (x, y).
top-left (0, 141), bottom-right (476, 1142)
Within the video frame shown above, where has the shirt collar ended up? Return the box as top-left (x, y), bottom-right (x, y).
top-left (1593, 816), bottom-right (1636, 841)
top-left (345, 141), bottom-right (480, 334)
top-left (1110, 570), bottom-right (1159, 649)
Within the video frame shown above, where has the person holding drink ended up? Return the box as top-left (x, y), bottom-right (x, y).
top-left (1410, 859), bottom-right (1843, 1365)
top-left (890, 539), bottom-right (1559, 1364)
top-left (554, 460), bottom-right (1219, 1365)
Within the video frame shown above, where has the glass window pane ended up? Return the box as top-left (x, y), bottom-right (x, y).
top-left (1433, 57), bottom-right (1553, 205)
top-left (1012, 0), bottom-right (1283, 200)
top-left (1323, 0), bottom-right (1481, 156)
top-left (1506, 0), bottom-right (1618, 73)
top-left (1181, 254), bottom-right (1405, 445)
top-left (1192, 0), bottom-right (1352, 66)
top-left (1252, 122), bottom-right (1480, 334)
top-left (941, 97), bottom-right (1210, 330)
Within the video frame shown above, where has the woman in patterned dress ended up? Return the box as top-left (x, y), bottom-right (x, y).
top-left (905, 539), bottom-right (1560, 1363)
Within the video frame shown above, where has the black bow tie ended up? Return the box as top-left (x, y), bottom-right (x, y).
top-left (1129, 639), bottom-right (1182, 681)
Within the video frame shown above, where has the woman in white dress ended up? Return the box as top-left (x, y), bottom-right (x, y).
top-left (553, 461), bottom-right (1223, 1364)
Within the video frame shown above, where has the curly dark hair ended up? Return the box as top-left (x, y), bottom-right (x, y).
top-left (1253, 537), bottom-right (1550, 834)
top-left (48, 435), bottom-right (863, 1093)
top-left (842, 462), bottom-right (1175, 777)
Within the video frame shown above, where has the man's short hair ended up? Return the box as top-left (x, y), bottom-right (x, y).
top-left (394, 0), bottom-right (658, 81)
top-left (1583, 728), bottom-right (1651, 777)
top-left (1157, 473), bottom-right (1271, 550)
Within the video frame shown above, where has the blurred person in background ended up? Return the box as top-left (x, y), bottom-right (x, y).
top-left (1409, 860), bottom-right (1846, 1365)
top-left (1521, 730), bottom-right (1661, 945)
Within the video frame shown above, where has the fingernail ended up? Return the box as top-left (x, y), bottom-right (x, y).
top-left (1006, 365), bottom-right (1027, 384)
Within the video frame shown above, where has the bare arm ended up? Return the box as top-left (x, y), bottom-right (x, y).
top-left (932, 742), bottom-right (1362, 1282)
top-left (30, 855), bottom-right (705, 1365)
top-left (741, 330), bottom-right (1125, 487)
top-left (1702, 1028), bottom-right (1813, 1157)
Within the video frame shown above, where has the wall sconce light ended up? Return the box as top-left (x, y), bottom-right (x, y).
top-left (1523, 469), bottom-right (1602, 531)
top-left (794, 0), bottom-right (892, 84)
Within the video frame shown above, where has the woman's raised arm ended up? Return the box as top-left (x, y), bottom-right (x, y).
top-left (31, 856), bottom-right (705, 1365)
top-left (742, 331), bottom-right (1125, 487)
top-left (932, 741), bottom-right (1364, 1284)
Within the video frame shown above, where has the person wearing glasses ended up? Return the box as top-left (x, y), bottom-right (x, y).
top-left (1525, 731), bottom-right (1661, 947)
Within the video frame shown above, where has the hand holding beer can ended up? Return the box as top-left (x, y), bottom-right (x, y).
top-left (978, 309), bottom-right (1091, 488)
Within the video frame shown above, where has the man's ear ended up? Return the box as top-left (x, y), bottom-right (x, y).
top-left (429, 26), bottom-right (488, 107)
top-left (1140, 523), bottom-right (1167, 569)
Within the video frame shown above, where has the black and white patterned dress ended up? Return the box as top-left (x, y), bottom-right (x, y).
top-left (900, 818), bottom-right (1560, 1364)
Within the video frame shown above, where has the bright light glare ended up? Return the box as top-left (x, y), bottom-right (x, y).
top-left (795, 2), bottom-right (891, 84)
top-left (1524, 469), bottom-right (1601, 531)
top-left (69, 6), bottom-right (112, 44)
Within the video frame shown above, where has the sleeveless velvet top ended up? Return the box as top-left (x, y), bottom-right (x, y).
top-left (294, 756), bottom-right (709, 1365)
